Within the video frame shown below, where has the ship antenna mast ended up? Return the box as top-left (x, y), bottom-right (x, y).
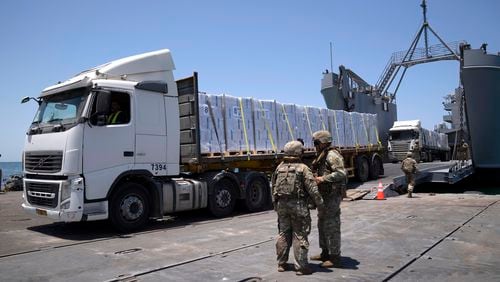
top-left (330, 42), bottom-right (334, 73)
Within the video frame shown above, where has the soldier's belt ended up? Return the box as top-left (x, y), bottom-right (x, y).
top-left (276, 195), bottom-right (305, 200)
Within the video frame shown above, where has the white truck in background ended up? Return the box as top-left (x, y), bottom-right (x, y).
top-left (387, 120), bottom-right (449, 162)
top-left (20, 49), bottom-right (384, 232)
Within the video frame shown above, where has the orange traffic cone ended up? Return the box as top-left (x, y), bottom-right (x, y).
top-left (376, 181), bottom-right (386, 200)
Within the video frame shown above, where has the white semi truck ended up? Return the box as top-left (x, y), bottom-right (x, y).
top-left (21, 50), bottom-right (384, 231)
top-left (387, 120), bottom-right (449, 162)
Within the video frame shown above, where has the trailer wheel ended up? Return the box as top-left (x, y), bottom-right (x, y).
top-left (440, 152), bottom-right (448, 162)
top-left (427, 152), bottom-right (433, 162)
top-left (244, 175), bottom-right (270, 212)
top-left (356, 156), bottom-right (370, 182)
top-left (209, 178), bottom-right (237, 217)
top-left (369, 156), bottom-right (382, 180)
top-left (109, 183), bottom-right (150, 232)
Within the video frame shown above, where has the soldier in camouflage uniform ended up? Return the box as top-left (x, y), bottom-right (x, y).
top-left (310, 130), bottom-right (347, 268)
top-left (272, 141), bottom-right (324, 275)
top-left (401, 152), bottom-right (417, 198)
top-left (457, 139), bottom-right (469, 165)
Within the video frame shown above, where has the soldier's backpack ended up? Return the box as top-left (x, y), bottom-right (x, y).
top-left (274, 164), bottom-right (303, 196)
top-left (402, 158), bottom-right (415, 173)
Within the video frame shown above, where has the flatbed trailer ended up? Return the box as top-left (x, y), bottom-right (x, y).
top-left (179, 73), bottom-right (385, 181)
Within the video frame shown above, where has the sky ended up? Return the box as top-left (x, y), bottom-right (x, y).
top-left (0, 0), bottom-right (498, 161)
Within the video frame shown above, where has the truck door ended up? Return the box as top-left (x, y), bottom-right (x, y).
top-left (83, 91), bottom-right (135, 200)
top-left (133, 88), bottom-right (168, 174)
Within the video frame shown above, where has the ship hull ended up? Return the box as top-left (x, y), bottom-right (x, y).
top-left (462, 48), bottom-right (500, 169)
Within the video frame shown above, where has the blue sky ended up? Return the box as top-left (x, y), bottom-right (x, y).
top-left (0, 0), bottom-right (498, 161)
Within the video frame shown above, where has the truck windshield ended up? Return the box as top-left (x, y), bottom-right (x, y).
top-left (390, 130), bottom-right (418, 141)
top-left (30, 88), bottom-right (89, 134)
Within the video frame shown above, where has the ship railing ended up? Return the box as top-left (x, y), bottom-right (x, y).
top-left (376, 41), bottom-right (465, 91)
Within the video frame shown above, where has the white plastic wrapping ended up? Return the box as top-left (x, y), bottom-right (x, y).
top-left (198, 93), bottom-right (380, 153)
top-left (276, 103), bottom-right (297, 151)
top-left (224, 95), bottom-right (255, 152)
top-left (198, 93), bottom-right (225, 153)
top-left (253, 99), bottom-right (278, 152)
top-left (362, 113), bottom-right (379, 146)
top-left (344, 112), bottom-right (355, 147)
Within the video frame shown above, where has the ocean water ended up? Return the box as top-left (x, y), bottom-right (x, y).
top-left (0, 162), bottom-right (22, 183)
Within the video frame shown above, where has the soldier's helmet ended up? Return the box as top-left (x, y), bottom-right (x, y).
top-left (312, 130), bottom-right (332, 145)
top-left (284, 140), bottom-right (304, 156)
top-left (406, 152), bottom-right (413, 157)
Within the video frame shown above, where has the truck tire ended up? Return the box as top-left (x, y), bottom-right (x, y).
top-left (209, 178), bottom-right (237, 217)
top-left (369, 156), bottom-right (382, 180)
top-left (109, 183), bottom-right (150, 232)
top-left (356, 156), bottom-right (370, 182)
top-left (440, 152), bottom-right (448, 162)
top-left (244, 175), bottom-right (270, 212)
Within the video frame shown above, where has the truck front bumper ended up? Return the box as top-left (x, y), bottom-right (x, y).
top-left (22, 203), bottom-right (83, 222)
top-left (22, 176), bottom-right (85, 222)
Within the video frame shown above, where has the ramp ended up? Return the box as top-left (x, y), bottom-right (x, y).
top-left (393, 161), bottom-right (474, 188)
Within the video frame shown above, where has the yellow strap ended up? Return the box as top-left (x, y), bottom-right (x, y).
top-left (258, 101), bottom-right (277, 152)
top-left (375, 126), bottom-right (382, 148)
top-left (239, 98), bottom-right (251, 158)
top-left (362, 114), bottom-right (370, 149)
top-left (350, 113), bottom-right (358, 148)
top-left (321, 111), bottom-right (327, 131)
top-left (304, 107), bottom-right (313, 137)
top-left (333, 111), bottom-right (341, 149)
top-left (282, 104), bottom-right (295, 140)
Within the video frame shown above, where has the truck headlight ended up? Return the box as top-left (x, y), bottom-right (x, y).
top-left (61, 177), bottom-right (84, 202)
top-left (61, 202), bottom-right (70, 209)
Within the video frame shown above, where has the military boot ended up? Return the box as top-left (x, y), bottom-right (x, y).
top-left (321, 255), bottom-right (342, 268)
top-left (277, 264), bottom-right (288, 272)
top-left (295, 267), bottom-right (313, 276)
top-left (310, 249), bottom-right (328, 261)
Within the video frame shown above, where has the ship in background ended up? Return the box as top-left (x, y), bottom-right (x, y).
top-left (320, 0), bottom-right (463, 157)
top-left (460, 43), bottom-right (500, 172)
top-left (435, 86), bottom-right (468, 154)
top-left (320, 67), bottom-right (397, 148)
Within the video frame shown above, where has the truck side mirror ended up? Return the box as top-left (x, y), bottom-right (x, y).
top-left (94, 90), bottom-right (111, 126)
top-left (21, 96), bottom-right (42, 105)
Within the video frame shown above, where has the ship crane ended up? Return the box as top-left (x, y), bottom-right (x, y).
top-left (376, 0), bottom-right (463, 102)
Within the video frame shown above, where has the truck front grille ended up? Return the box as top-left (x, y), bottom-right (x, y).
top-left (391, 142), bottom-right (410, 152)
top-left (25, 151), bottom-right (63, 173)
top-left (26, 182), bottom-right (59, 208)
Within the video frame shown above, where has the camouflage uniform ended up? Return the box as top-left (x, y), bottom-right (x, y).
top-left (310, 130), bottom-right (347, 268)
top-left (401, 153), bottom-right (417, 197)
top-left (457, 140), bottom-right (469, 164)
top-left (272, 141), bottom-right (324, 274)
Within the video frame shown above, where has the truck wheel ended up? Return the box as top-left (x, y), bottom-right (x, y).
top-left (109, 183), bottom-right (150, 232)
top-left (369, 156), bottom-right (382, 180)
top-left (244, 175), bottom-right (270, 212)
top-left (356, 156), bottom-right (370, 182)
top-left (209, 178), bottom-right (237, 217)
top-left (440, 152), bottom-right (448, 162)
